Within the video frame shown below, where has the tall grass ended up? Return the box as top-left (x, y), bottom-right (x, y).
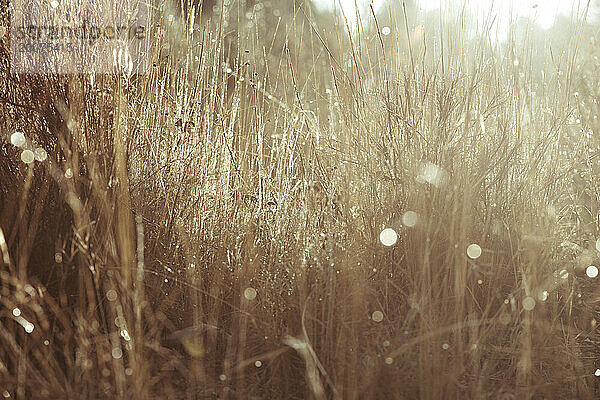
top-left (2, 0), bottom-right (600, 398)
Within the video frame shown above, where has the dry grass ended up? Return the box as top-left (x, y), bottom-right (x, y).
top-left (2, 0), bottom-right (600, 398)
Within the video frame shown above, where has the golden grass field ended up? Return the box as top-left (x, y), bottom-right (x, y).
top-left (2, 0), bottom-right (600, 398)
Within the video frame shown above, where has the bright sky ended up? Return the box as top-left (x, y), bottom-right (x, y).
top-left (313, 0), bottom-right (585, 39)
top-left (418, 0), bottom-right (581, 29)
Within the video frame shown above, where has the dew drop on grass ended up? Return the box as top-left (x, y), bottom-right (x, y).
top-left (595, 369), bottom-right (600, 377)
top-left (523, 297), bottom-right (535, 311)
top-left (244, 287), bottom-right (257, 300)
top-left (54, 253), bottom-right (62, 263)
top-left (402, 211), bottom-right (418, 227)
top-left (21, 149), bottom-right (35, 164)
top-left (50, 0), bottom-right (59, 8)
top-left (442, 343), bottom-right (449, 350)
top-left (381, 26), bottom-right (391, 35)
top-left (10, 131), bottom-right (25, 147)
top-left (372, 310), bottom-right (384, 322)
top-left (587, 265), bottom-right (598, 278)
top-left (125, 367), bottom-right (133, 376)
top-left (219, 374), bottom-right (227, 381)
top-left (379, 228), bottom-right (398, 247)
top-left (538, 290), bottom-right (549, 302)
top-left (467, 244), bottom-right (482, 259)
top-left (65, 168), bottom-right (73, 178)
top-left (596, 238), bottom-right (600, 252)
top-left (385, 357), bottom-right (393, 364)
top-left (12, 308), bottom-right (21, 317)
top-left (254, 360), bottom-right (262, 367)
top-left (24, 322), bottom-right (34, 333)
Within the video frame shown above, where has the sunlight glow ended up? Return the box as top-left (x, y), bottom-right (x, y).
top-left (313, 0), bottom-right (579, 40)
top-left (417, 0), bottom-right (577, 39)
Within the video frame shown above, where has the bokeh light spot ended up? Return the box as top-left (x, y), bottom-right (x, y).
top-left (21, 150), bottom-right (35, 164)
top-left (523, 297), bottom-right (535, 311)
top-left (379, 228), bottom-right (398, 247)
top-left (402, 211), bottom-right (418, 227)
top-left (112, 347), bottom-right (122, 359)
top-left (467, 244), bottom-right (482, 259)
top-left (244, 287), bottom-right (257, 300)
top-left (10, 131), bottom-right (25, 147)
top-left (587, 265), bottom-right (598, 278)
top-left (34, 148), bottom-right (47, 162)
top-left (372, 310), bottom-right (384, 322)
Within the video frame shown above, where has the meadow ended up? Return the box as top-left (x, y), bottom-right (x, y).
top-left (2, 0), bottom-right (600, 398)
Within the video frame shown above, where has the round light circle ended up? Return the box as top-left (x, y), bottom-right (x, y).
top-left (402, 211), bottom-right (418, 227)
top-left (244, 287), bottom-right (257, 300)
top-left (11, 131), bottom-right (26, 147)
top-left (21, 149), bottom-right (35, 164)
top-left (35, 148), bottom-right (47, 162)
top-left (379, 228), bottom-right (398, 247)
top-left (372, 310), bottom-right (384, 322)
top-left (522, 297), bottom-right (536, 311)
top-left (466, 244), bottom-right (482, 259)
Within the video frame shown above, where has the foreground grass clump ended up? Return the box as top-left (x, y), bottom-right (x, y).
top-left (2, 0), bottom-right (600, 398)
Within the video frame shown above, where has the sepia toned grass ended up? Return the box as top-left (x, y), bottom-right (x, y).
top-left (2, 0), bottom-right (600, 398)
